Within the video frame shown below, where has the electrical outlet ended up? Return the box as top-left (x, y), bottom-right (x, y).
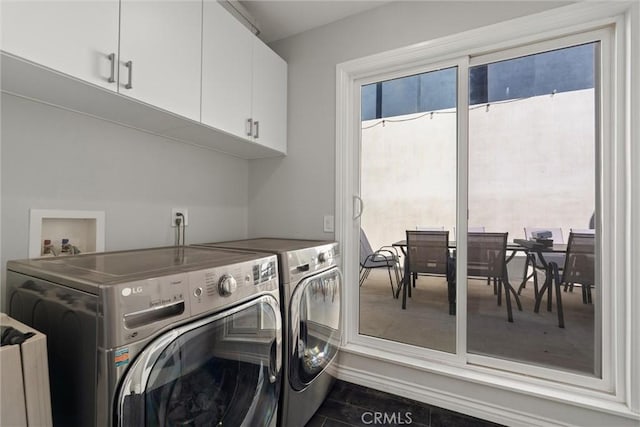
top-left (323, 215), bottom-right (334, 233)
top-left (171, 208), bottom-right (189, 227)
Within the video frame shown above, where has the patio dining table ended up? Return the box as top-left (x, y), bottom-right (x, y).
top-left (512, 239), bottom-right (569, 322)
top-left (392, 239), bottom-right (568, 312)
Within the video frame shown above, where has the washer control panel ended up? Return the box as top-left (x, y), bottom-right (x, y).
top-left (188, 255), bottom-right (278, 316)
top-left (112, 273), bottom-right (191, 346)
top-left (109, 254), bottom-right (277, 346)
top-left (117, 274), bottom-right (189, 327)
top-left (218, 274), bottom-right (237, 296)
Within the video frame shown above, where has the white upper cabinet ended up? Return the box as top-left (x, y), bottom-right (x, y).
top-left (0, 0), bottom-right (120, 91)
top-left (119, 0), bottom-right (202, 121)
top-left (251, 40), bottom-right (287, 154)
top-left (0, 0), bottom-right (286, 158)
top-left (201, 0), bottom-right (253, 139)
top-left (202, 1), bottom-right (287, 154)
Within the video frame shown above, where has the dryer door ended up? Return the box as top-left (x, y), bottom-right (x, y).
top-left (289, 267), bottom-right (342, 391)
top-left (116, 295), bottom-right (281, 427)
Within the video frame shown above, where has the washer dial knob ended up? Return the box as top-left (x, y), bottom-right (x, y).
top-left (218, 274), bottom-right (237, 296)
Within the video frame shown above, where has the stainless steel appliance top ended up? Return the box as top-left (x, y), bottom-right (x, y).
top-left (6, 246), bottom-right (267, 289)
top-left (202, 238), bottom-right (334, 254)
top-left (194, 238), bottom-right (339, 284)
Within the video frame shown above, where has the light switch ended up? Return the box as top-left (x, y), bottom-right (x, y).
top-left (323, 215), bottom-right (334, 233)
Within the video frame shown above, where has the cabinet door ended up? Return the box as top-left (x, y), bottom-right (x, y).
top-left (119, 0), bottom-right (202, 121)
top-left (252, 40), bottom-right (287, 154)
top-left (0, 0), bottom-right (119, 91)
top-left (201, 0), bottom-right (253, 139)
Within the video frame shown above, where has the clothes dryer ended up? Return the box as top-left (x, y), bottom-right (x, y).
top-left (194, 238), bottom-right (341, 427)
top-left (6, 246), bottom-right (281, 427)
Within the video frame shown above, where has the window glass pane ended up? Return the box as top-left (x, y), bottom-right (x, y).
top-left (359, 66), bottom-right (457, 353)
top-left (361, 83), bottom-right (378, 120)
top-left (361, 70), bottom-right (458, 119)
top-left (467, 43), bottom-right (600, 376)
top-left (381, 75), bottom-right (419, 117)
top-left (418, 71), bottom-right (457, 111)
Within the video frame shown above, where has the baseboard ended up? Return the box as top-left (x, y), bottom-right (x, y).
top-left (336, 361), bottom-right (572, 427)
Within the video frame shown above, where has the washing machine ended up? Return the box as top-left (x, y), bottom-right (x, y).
top-left (194, 238), bottom-right (341, 427)
top-left (6, 246), bottom-right (282, 427)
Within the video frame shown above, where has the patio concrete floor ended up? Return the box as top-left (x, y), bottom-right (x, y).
top-left (359, 269), bottom-right (596, 375)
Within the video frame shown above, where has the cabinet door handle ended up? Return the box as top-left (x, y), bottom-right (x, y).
top-left (107, 53), bottom-right (116, 83)
top-left (125, 60), bottom-right (133, 89)
top-left (246, 118), bottom-right (253, 137)
top-left (253, 120), bottom-right (260, 139)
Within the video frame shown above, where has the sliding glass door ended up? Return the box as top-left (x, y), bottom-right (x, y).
top-left (467, 41), bottom-right (601, 376)
top-left (355, 30), bottom-right (606, 382)
top-left (359, 65), bottom-right (457, 353)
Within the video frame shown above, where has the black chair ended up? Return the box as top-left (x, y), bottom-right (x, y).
top-left (567, 228), bottom-right (596, 301)
top-left (537, 232), bottom-right (595, 328)
top-left (359, 228), bottom-right (402, 298)
top-left (468, 232), bottom-right (522, 323)
top-left (405, 230), bottom-right (455, 315)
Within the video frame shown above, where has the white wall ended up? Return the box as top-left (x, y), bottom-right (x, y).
top-left (362, 89), bottom-right (596, 251)
top-left (1, 94), bottom-right (250, 303)
top-left (248, 1), bottom-right (570, 239)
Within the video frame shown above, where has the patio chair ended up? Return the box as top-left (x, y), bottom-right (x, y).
top-left (468, 232), bottom-right (522, 322)
top-left (536, 232), bottom-right (595, 327)
top-left (360, 228), bottom-right (402, 298)
top-left (411, 226), bottom-right (445, 286)
top-left (452, 227), bottom-right (494, 291)
top-left (519, 227), bottom-right (566, 298)
top-left (405, 230), bottom-right (455, 315)
top-left (568, 230), bottom-right (595, 301)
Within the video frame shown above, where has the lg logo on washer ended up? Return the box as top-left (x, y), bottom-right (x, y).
top-left (121, 286), bottom-right (143, 297)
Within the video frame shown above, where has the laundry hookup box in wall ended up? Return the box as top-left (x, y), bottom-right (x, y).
top-left (0, 313), bottom-right (53, 427)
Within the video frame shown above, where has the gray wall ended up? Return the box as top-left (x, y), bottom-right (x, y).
top-left (1, 94), bottom-right (249, 298)
top-left (248, 1), bottom-right (570, 239)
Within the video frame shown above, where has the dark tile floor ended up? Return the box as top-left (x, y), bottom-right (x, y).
top-left (305, 380), bottom-right (504, 427)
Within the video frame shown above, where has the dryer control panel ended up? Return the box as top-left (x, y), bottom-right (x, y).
top-left (286, 242), bottom-right (340, 285)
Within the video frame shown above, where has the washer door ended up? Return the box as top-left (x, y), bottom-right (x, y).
top-left (289, 267), bottom-right (342, 391)
top-left (116, 295), bottom-right (281, 427)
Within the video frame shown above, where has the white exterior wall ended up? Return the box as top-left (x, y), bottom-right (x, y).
top-left (362, 89), bottom-right (595, 250)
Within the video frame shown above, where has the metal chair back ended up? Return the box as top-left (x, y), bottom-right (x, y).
top-left (561, 232), bottom-right (595, 287)
top-left (405, 230), bottom-right (449, 275)
top-left (467, 232), bottom-right (508, 279)
top-left (359, 228), bottom-right (375, 266)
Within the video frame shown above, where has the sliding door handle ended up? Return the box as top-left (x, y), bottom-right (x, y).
top-left (353, 195), bottom-right (364, 220)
